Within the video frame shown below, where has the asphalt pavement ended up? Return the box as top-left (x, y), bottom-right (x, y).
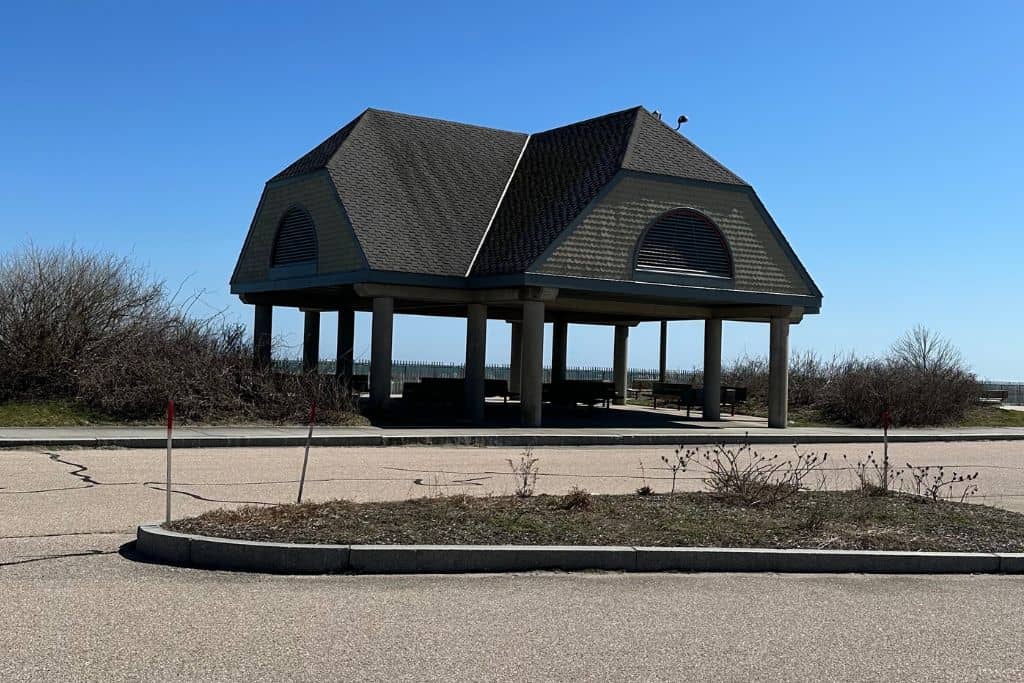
top-left (3, 442), bottom-right (1024, 681)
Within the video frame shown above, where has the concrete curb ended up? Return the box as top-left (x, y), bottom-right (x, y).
top-left (136, 525), bottom-right (1024, 575)
top-left (7, 430), bottom-right (1024, 450)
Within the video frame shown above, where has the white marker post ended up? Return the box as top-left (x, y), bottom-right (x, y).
top-left (165, 399), bottom-right (175, 524)
top-left (297, 401), bottom-right (317, 504)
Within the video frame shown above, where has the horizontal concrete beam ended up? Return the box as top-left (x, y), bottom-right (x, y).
top-left (354, 283), bottom-right (536, 305)
top-left (137, 525), bottom-right (1024, 575)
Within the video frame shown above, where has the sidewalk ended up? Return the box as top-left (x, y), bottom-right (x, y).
top-left (3, 422), bottom-right (1024, 449)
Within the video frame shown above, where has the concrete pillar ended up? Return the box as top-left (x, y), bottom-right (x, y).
top-left (520, 301), bottom-right (545, 427)
top-left (369, 297), bottom-right (394, 410)
top-left (302, 311), bottom-right (321, 374)
top-left (464, 304), bottom-right (487, 424)
top-left (613, 325), bottom-right (629, 405)
top-left (768, 317), bottom-right (790, 428)
top-left (551, 319), bottom-right (568, 383)
top-left (509, 322), bottom-right (523, 395)
top-left (336, 308), bottom-right (355, 386)
top-left (659, 320), bottom-right (668, 382)
top-left (253, 304), bottom-right (273, 370)
top-left (703, 318), bottom-right (722, 420)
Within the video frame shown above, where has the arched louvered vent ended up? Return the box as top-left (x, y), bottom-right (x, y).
top-left (271, 206), bottom-right (318, 267)
top-left (635, 209), bottom-right (732, 278)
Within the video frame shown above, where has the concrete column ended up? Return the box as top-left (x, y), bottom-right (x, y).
top-left (253, 304), bottom-right (273, 370)
top-left (768, 317), bottom-right (790, 428)
top-left (336, 308), bottom-right (355, 386)
top-left (551, 319), bottom-right (568, 383)
top-left (613, 325), bottom-right (629, 405)
top-left (302, 311), bottom-right (321, 374)
top-left (703, 318), bottom-right (722, 420)
top-left (659, 320), bottom-right (668, 382)
top-left (369, 297), bottom-right (394, 410)
top-left (520, 301), bottom-right (545, 427)
top-left (508, 322), bottom-right (523, 395)
top-left (464, 304), bottom-right (487, 424)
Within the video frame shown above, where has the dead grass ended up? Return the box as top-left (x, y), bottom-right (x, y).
top-left (167, 491), bottom-right (1024, 553)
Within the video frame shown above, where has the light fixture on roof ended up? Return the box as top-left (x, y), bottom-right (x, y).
top-left (652, 109), bottom-right (662, 120)
top-left (675, 114), bottom-right (688, 130)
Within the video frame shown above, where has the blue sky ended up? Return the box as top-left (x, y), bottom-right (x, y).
top-left (2, 1), bottom-right (1021, 379)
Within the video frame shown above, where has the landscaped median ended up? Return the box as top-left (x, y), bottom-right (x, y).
top-left (136, 492), bottom-right (1024, 575)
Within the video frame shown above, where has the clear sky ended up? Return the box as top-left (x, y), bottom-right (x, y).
top-left (2, 1), bottom-right (1021, 379)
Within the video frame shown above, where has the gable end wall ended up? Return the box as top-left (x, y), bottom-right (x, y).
top-left (534, 174), bottom-right (813, 296)
top-left (232, 172), bottom-right (364, 284)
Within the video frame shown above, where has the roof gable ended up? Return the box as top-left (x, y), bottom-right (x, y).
top-left (469, 108), bottom-right (639, 276)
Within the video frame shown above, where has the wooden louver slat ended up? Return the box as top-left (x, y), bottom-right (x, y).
top-left (635, 210), bottom-right (732, 278)
top-left (272, 207), bottom-right (317, 267)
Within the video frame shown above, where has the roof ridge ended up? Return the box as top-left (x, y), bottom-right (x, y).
top-left (464, 134), bottom-right (532, 276)
top-left (532, 105), bottom-right (644, 136)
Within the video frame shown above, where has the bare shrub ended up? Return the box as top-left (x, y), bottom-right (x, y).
top-left (720, 328), bottom-right (978, 428)
top-left (559, 486), bottom-right (592, 511)
top-left (0, 244), bottom-right (356, 423)
top-left (900, 464), bottom-right (980, 502)
top-left (636, 460), bottom-right (654, 496)
top-left (842, 451), bottom-right (896, 496)
top-left (508, 449), bottom-right (539, 498)
top-left (661, 449), bottom-right (690, 494)
top-left (679, 441), bottom-right (828, 506)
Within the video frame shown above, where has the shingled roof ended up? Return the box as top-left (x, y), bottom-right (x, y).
top-left (267, 106), bottom-right (748, 278)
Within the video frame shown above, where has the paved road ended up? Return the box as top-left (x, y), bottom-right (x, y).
top-left (3, 411), bottom-right (1024, 449)
top-left (3, 442), bottom-right (1024, 681)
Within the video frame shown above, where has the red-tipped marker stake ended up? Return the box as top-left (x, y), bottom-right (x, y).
top-left (297, 401), bottom-right (317, 504)
top-left (166, 399), bottom-right (175, 524)
top-left (882, 409), bottom-right (891, 484)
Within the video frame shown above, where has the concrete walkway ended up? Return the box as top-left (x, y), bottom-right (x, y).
top-left (2, 421), bottom-right (1024, 449)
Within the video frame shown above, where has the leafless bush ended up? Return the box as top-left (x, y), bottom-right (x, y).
top-left (678, 441), bottom-right (828, 506)
top-left (636, 460), bottom-right (654, 496)
top-left (842, 451), bottom-right (896, 496)
top-left (559, 486), bottom-right (592, 511)
top-left (900, 464), bottom-right (980, 503)
top-left (0, 244), bottom-right (356, 423)
top-left (720, 329), bottom-right (978, 427)
top-left (661, 449), bottom-right (690, 494)
top-left (508, 449), bottom-right (539, 498)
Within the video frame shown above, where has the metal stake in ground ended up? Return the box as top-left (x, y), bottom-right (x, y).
top-left (882, 409), bottom-right (891, 484)
top-left (297, 401), bottom-right (317, 504)
top-left (165, 399), bottom-right (174, 524)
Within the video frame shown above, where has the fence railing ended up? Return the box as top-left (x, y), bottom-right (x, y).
top-left (274, 359), bottom-right (697, 393)
top-left (982, 382), bottom-right (1024, 405)
top-left (274, 359), bottom-right (1024, 404)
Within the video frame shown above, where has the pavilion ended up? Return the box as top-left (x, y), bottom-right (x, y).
top-left (230, 106), bottom-right (822, 427)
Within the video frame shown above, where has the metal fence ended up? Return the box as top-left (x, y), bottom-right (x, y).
top-left (274, 359), bottom-right (1024, 403)
top-left (982, 382), bottom-right (1024, 405)
top-left (275, 359), bottom-right (697, 392)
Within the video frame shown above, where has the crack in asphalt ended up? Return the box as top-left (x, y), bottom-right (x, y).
top-left (2, 451), bottom-right (278, 505)
top-left (412, 476), bottom-right (490, 487)
top-left (0, 530), bottom-right (131, 540)
top-left (0, 549), bottom-right (118, 567)
top-left (140, 482), bottom-right (275, 506)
